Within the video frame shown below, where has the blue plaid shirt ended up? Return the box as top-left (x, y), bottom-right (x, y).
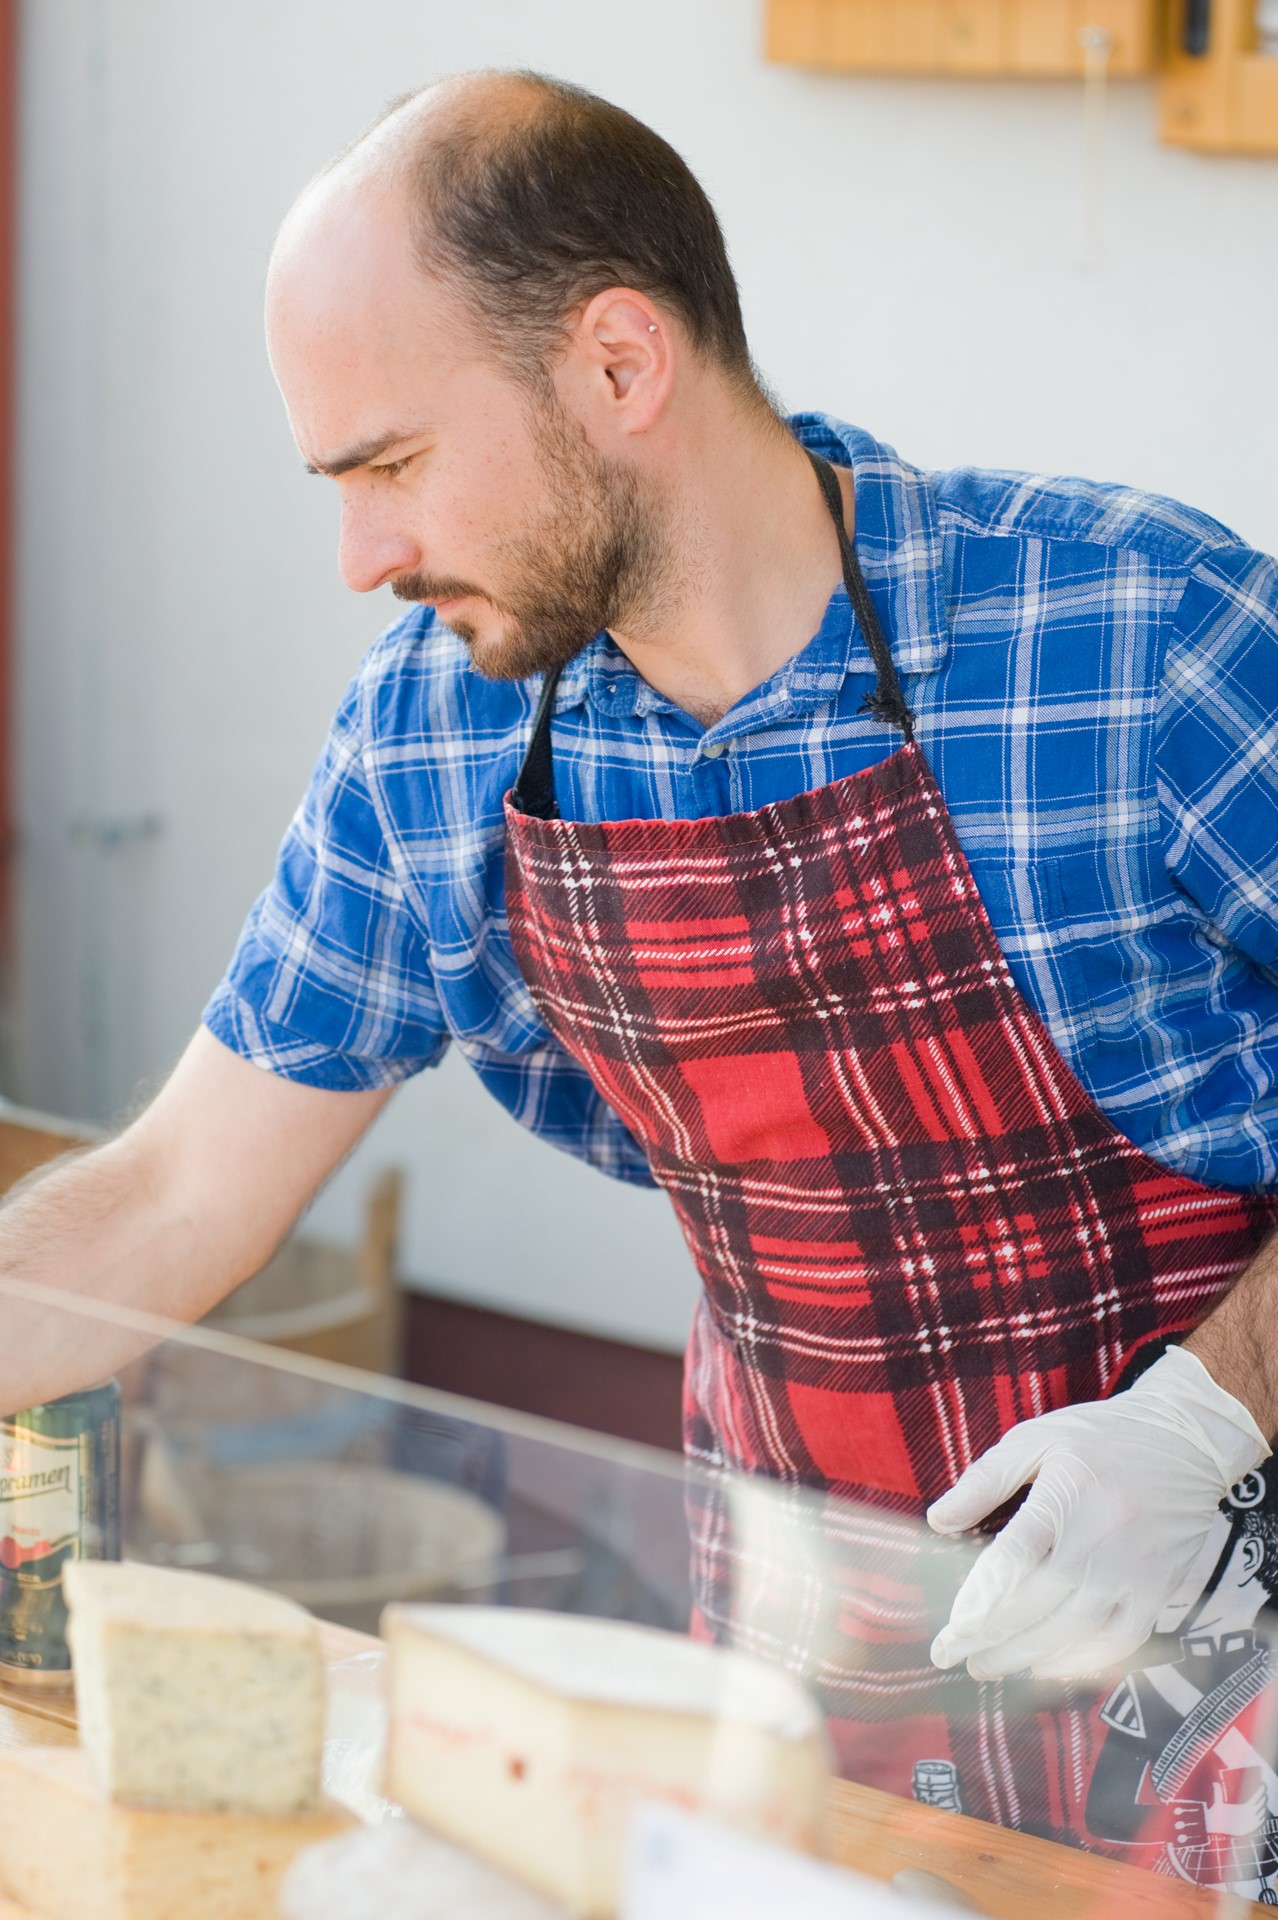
top-left (205, 414), bottom-right (1278, 1194)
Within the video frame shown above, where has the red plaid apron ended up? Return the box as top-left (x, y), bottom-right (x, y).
top-left (503, 451), bottom-right (1278, 1874)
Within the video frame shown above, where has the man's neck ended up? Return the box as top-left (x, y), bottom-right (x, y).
top-left (609, 404), bottom-right (852, 728)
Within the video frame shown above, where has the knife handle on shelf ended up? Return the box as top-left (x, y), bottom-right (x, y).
top-left (1182, 0), bottom-right (1211, 56)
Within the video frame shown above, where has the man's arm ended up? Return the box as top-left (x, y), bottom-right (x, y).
top-left (1184, 1232), bottom-right (1278, 1433)
top-left (0, 1026), bottom-right (393, 1415)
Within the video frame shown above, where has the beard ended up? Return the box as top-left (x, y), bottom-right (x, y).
top-left (392, 395), bottom-right (673, 681)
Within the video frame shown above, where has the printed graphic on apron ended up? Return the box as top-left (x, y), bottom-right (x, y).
top-left (1087, 1472), bottom-right (1278, 1902)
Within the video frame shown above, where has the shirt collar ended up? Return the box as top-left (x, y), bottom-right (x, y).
top-left (553, 412), bottom-right (951, 719)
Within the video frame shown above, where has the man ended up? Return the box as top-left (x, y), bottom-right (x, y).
top-left (2, 68), bottom-right (1277, 1866)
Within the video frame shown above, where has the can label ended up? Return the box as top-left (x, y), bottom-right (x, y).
top-left (0, 1427), bottom-right (83, 1585)
top-left (0, 1382), bottom-right (120, 1684)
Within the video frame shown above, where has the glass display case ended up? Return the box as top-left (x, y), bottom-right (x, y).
top-left (2, 1276), bottom-right (1274, 1918)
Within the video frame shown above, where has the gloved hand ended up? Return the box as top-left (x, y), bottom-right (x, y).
top-left (927, 1347), bottom-right (1270, 1682)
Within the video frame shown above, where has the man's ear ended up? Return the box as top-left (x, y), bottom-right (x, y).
top-left (569, 288), bottom-right (673, 435)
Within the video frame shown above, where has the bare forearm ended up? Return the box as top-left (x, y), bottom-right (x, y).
top-left (0, 1030), bottom-right (394, 1416)
top-left (0, 1136), bottom-right (277, 1416)
top-left (1184, 1229), bottom-right (1278, 1441)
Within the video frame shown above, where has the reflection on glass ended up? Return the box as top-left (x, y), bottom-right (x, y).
top-left (3, 1275), bottom-right (1277, 1911)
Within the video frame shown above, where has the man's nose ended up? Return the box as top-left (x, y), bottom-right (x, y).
top-left (338, 500), bottom-right (420, 595)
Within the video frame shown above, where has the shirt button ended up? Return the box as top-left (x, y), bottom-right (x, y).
top-left (702, 741), bottom-right (728, 760)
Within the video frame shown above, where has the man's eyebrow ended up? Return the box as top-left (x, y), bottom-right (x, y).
top-left (303, 429), bottom-right (430, 478)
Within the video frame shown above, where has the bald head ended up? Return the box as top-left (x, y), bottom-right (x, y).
top-left (272, 68), bottom-right (762, 400)
top-left (323, 69), bottom-right (553, 188)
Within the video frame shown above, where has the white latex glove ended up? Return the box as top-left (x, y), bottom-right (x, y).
top-left (927, 1348), bottom-right (1269, 1682)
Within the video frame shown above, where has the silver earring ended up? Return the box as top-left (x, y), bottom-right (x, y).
top-left (647, 324), bottom-right (657, 333)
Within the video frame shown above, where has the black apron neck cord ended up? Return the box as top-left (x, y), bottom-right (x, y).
top-left (510, 447), bottom-right (915, 819)
top-left (509, 662), bottom-right (564, 821)
top-left (806, 451), bottom-right (915, 744)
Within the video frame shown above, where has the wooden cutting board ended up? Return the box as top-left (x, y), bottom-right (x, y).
top-left (1, 1623), bottom-right (1267, 1918)
top-left (0, 1623), bottom-right (370, 1920)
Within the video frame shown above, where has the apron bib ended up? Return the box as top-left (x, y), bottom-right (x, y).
top-left (502, 450), bottom-right (1278, 1885)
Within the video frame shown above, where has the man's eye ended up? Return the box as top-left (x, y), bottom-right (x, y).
top-left (374, 456), bottom-right (413, 480)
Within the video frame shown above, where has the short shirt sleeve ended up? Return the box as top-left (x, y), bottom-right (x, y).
top-left (203, 674), bottom-right (449, 1090)
top-left (1157, 543), bottom-right (1278, 977)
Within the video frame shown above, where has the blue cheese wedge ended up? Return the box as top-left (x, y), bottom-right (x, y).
top-left (63, 1560), bottom-right (324, 1815)
top-left (382, 1605), bottom-right (831, 1920)
top-left (0, 1744), bottom-right (351, 1920)
top-left (280, 1821), bottom-right (569, 1920)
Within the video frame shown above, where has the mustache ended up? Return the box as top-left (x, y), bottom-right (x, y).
top-left (391, 572), bottom-right (487, 607)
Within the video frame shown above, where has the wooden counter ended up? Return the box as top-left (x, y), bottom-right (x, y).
top-left (0, 1626), bottom-right (1263, 1918)
top-left (826, 1779), bottom-right (1257, 1918)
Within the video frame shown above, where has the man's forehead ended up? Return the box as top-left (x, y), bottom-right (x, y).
top-left (265, 197), bottom-right (475, 435)
top-left (268, 174), bottom-right (414, 319)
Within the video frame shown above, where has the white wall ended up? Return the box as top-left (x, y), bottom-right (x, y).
top-left (12, 0), bottom-right (1278, 1352)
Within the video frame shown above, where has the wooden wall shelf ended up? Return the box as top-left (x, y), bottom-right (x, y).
top-left (1159, 0), bottom-right (1278, 152)
top-left (766, 0), bottom-right (1278, 156)
top-left (765, 0), bottom-right (1162, 79)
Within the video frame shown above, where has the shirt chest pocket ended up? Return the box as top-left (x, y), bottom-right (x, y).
top-left (1050, 854), bottom-right (1232, 1061)
top-left (965, 850), bottom-right (1216, 1073)
top-left (962, 856), bottom-right (1104, 1069)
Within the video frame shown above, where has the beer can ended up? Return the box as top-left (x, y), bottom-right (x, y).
top-left (0, 1380), bottom-right (120, 1686)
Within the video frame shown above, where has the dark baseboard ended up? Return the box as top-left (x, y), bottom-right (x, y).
top-left (403, 1290), bottom-right (685, 1453)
